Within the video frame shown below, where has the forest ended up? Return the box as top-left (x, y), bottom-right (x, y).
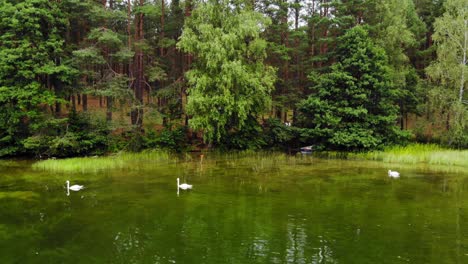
top-left (0, 0), bottom-right (466, 157)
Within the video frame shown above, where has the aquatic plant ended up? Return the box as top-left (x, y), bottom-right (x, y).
top-left (32, 150), bottom-right (174, 173)
top-left (349, 144), bottom-right (468, 167)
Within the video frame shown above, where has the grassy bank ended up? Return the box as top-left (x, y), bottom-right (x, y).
top-left (347, 144), bottom-right (468, 167)
top-left (31, 144), bottom-right (468, 174)
top-left (32, 150), bottom-right (174, 173)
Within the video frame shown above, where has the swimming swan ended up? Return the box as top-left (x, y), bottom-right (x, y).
top-left (177, 178), bottom-right (192, 190)
top-left (388, 170), bottom-right (400, 178)
top-left (66, 180), bottom-right (84, 196)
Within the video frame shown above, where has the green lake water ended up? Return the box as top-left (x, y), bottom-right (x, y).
top-left (1, 154), bottom-right (468, 263)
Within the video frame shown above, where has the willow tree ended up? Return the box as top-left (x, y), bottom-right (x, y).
top-left (177, 0), bottom-right (276, 144)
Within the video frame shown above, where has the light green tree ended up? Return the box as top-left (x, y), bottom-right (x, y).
top-left (370, 0), bottom-right (426, 128)
top-left (426, 0), bottom-right (467, 147)
top-left (427, 0), bottom-right (467, 102)
top-left (177, 0), bottom-right (276, 144)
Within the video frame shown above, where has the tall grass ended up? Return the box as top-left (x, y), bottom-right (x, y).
top-left (32, 150), bottom-right (173, 173)
top-left (350, 144), bottom-right (468, 167)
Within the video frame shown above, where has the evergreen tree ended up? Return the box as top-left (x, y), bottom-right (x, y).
top-left (0, 0), bottom-right (72, 156)
top-left (297, 26), bottom-right (405, 150)
top-left (177, 0), bottom-right (276, 144)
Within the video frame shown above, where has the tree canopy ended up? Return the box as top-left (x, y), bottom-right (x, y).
top-left (177, 0), bottom-right (276, 143)
top-left (297, 27), bottom-right (405, 150)
top-left (0, 0), bottom-right (466, 157)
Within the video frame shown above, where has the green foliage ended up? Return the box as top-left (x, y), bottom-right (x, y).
top-left (425, 0), bottom-right (468, 147)
top-left (219, 116), bottom-right (267, 150)
top-left (88, 28), bottom-right (123, 50)
top-left (177, 0), bottom-right (276, 143)
top-left (426, 0), bottom-right (467, 98)
top-left (369, 0), bottom-right (426, 121)
top-left (21, 111), bottom-right (110, 158)
top-left (0, 0), bottom-right (464, 156)
top-left (262, 118), bottom-right (302, 150)
top-left (72, 47), bottom-right (106, 65)
top-left (112, 47), bottom-right (135, 63)
top-left (143, 126), bottom-right (189, 152)
top-left (297, 26), bottom-right (407, 151)
top-left (0, 0), bottom-right (72, 157)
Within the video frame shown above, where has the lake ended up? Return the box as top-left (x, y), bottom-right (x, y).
top-left (1, 153), bottom-right (467, 263)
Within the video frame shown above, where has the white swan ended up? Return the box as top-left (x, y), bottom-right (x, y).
top-left (66, 180), bottom-right (84, 196)
top-left (177, 178), bottom-right (192, 190)
top-left (388, 170), bottom-right (400, 178)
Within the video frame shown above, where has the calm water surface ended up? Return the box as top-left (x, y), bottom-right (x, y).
top-left (1, 154), bottom-right (468, 264)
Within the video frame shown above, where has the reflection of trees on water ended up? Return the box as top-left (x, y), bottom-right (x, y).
top-left (3, 162), bottom-right (468, 263)
top-left (286, 215), bottom-right (307, 263)
top-left (285, 214), bottom-right (337, 264)
top-left (243, 212), bottom-right (338, 264)
top-left (112, 227), bottom-right (158, 264)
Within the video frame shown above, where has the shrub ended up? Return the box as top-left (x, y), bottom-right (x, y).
top-left (219, 117), bottom-right (266, 150)
top-left (21, 111), bottom-right (110, 157)
top-left (262, 118), bottom-right (302, 150)
top-left (143, 126), bottom-right (189, 152)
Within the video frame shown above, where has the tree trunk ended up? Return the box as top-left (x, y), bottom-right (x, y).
top-left (160, 0), bottom-right (165, 56)
top-left (184, 0), bottom-right (193, 70)
top-left (460, 19), bottom-right (467, 102)
top-left (82, 94), bottom-right (88, 112)
top-left (107, 97), bottom-right (113, 121)
top-left (131, 0), bottom-right (145, 128)
top-left (71, 95), bottom-right (76, 111)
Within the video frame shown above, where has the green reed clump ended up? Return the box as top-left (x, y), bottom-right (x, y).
top-left (351, 144), bottom-right (468, 167)
top-left (32, 150), bottom-right (173, 173)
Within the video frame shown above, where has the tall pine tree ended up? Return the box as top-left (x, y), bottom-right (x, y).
top-left (297, 26), bottom-right (406, 150)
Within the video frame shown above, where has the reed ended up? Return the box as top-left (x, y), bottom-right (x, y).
top-left (350, 144), bottom-right (468, 167)
top-left (32, 150), bottom-right (174, 173)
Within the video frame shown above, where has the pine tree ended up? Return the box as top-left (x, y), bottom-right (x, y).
top-left (297, 26), bottom-right (405, 150)
top-left (0, 0), bottom-right (72, 156)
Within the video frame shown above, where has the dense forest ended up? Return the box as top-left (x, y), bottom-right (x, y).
top-left (0, 0), bottom-right (466, 157)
